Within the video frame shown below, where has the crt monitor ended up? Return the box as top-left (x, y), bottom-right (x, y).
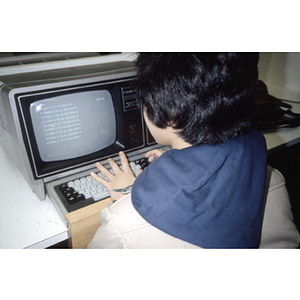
top-left (0, 61), bottom-right (156, 207)
top-left (16, 77), bottom-right (145, 180)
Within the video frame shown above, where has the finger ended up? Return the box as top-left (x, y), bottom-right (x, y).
top-left (147, 156), bottom-right (156, 163)
top-left (119, 151), bottom-right (131, 172)
top-left (147, 152), bottom-right (160, 163)
top-left (107, 157), bottom-right (122, 174)
top-left (90, 171), bottom-right (110, 188)
top-left (145, 149), bottom-right (164, 160)
top-left (144, 150), bottom-right (156, 158)
top-left (95, 162), bottom-right (113, 179)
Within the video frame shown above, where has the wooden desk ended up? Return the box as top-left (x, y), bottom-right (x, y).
top-left (65, 197), bottom-right (112, 249)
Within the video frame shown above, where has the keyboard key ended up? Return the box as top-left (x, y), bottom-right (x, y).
top-left (67, 181), bottom-right (75, 188)
top-left (77, 194), bottom-right (85, 201)
top-left (74, 179), bottom-right (80, 186)
top-left (61, 184), bottom-right (68, 191)
top-left (93, 190), bottom-right (110, 201)
top-left (86, 176), bottom-right (93, 182)
top-left (85, 192), bottom-right (92, 199)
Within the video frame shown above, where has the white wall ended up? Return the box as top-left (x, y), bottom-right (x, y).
top-left (259, 52), bottom-right (300, 93)
top-left (0, 53), bottom-right (137, 76)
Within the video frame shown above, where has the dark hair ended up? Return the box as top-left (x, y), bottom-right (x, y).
top-left (135, 52), bottom-right (259, 145)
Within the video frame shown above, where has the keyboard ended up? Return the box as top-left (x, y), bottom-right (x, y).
top-left (57, 157), bottom-right (149, 206)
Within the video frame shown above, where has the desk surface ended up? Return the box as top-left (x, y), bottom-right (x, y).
top-left (0, 146), bottom-right (68, 248)
top-left (263, 83), bottom-right (300, 152)
top-left (264, 102), bottom-right (300, 153)
top-left (1, 90), bottom-right (300, 249)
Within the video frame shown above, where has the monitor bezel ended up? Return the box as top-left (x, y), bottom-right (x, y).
top-left (15, 77), bottom-right (145, 179)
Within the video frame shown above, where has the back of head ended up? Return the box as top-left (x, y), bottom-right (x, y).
top-left (135, 53), bottom-right (259, 145)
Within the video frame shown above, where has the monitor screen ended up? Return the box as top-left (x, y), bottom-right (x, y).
top-left (30, 90), bottom-right (116, 162)
top-left (15, 76), bottom-right (147, 179)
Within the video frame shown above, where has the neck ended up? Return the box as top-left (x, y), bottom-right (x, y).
top-left (169, 130), bottom-right (193, 150)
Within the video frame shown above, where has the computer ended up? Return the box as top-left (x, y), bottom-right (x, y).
top-left (0, 60), bottom-right (162, 221)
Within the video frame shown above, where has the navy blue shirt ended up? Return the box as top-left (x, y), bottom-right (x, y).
top-left (132, 130), bottom-right (267, 248)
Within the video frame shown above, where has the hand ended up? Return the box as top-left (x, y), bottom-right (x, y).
top-left (90, 151), bottom-right (137, 201)
top-left (145, 149), bottom-right (165, 163)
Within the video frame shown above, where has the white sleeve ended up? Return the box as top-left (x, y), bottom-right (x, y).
top-left (87, 204), bottom-right (128, 249)
top-left (87, 193), bottom-right (201, 249)
top-left (260, 166), bottom-right (300, 248)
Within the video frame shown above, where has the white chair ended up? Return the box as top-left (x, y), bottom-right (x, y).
top-left (259, 166), bottom-right (300, 248)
